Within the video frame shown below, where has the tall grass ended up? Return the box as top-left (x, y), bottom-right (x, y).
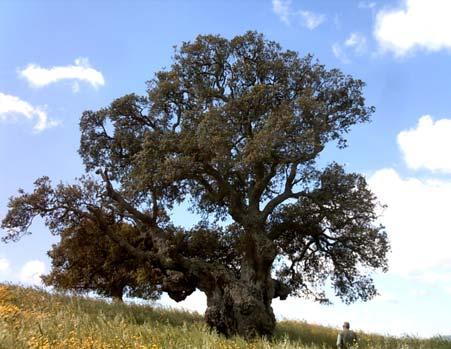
top-left (0, 283), bottom-right (449, 349)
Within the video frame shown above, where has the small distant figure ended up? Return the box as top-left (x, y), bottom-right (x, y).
top-left (336, 321), bottom-right (358, 349)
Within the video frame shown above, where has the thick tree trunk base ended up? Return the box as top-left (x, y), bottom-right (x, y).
top-left (205, 281), bottom-right (275, 339)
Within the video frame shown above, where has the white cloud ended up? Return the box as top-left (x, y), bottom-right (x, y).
top-left (19, 260), bottom-right (46, 286)
top-left (374, 0), bottom-right (451, 56)
top-left (0, 92), bottom-right (60, 132)
top-left (345, 33), bottom-right (367, 54)
top-left (0, 258), bottom-right (10, 273)
top-left (272, 0), bottom-right (291, 25)
top-left (368, 168), bottom-right (451, 275)
top-left (398, 115), bottom-right (451, 173)
top-left (298, 10), bottom-right (325, 30)
top-left (332, 33), bottom-right (367, 64)
top-left (272, 0), bottom-right (325, 29)
top-left (20, 57), bottom-right (105, 89)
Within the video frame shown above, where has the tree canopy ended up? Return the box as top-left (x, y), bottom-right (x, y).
top-left (2, 31), bottom-right (389, 338)
top-left (43, 219), bottom-right (160, 302)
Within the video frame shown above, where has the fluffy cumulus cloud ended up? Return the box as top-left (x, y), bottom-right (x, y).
top-left (397, 115), bottom-right (451, 173)
top-left (19, 260), bottom-right (46, 286)
top-left (332, 32), bottom-right (367, 64)
top-left (374, 0), bottom-right (451, 56)
top-left (20, 57), bottom-right (105, 90)
top-left (272, 0), bottom-right (325, 29)
top-left (0, 92), bottom-right (59, 132)
top-left (368, 168), bottom-right (451, 275)
top-left (365, 114), bottom-right (451, 296)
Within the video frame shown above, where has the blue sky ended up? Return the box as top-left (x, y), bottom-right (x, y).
top-left (1, 0), bottom-right (451, 337)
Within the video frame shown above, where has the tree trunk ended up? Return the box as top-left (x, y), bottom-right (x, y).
top-left (205, 278), bottom-right (276, 338)
top-left (204, 230), bottom-right (278, 338)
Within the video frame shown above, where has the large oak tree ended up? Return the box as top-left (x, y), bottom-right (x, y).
top-left (2, 32), bottom-right (389, 338)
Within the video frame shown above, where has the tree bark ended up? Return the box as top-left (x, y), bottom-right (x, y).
top-left (204, 230), bottom-right (279, 338)
top-left (204, 278), bottom-right (276, 338)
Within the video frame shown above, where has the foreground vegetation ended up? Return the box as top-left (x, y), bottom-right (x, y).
top-left (0, 284), bottom-right (449, 349)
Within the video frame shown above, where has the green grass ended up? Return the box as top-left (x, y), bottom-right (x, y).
top-left (0, 283), bottom-right (449, 349)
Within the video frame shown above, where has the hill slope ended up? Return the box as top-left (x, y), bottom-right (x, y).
top-left (0, 284), bottom-right (449, 349)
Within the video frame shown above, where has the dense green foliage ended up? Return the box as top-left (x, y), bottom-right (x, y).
top-left (43, 221), bottom-right (161, 302)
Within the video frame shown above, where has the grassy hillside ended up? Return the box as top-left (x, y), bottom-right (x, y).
top-left (0, 283), bottom-right (449, 349)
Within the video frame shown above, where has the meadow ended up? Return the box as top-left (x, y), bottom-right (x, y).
top-left (0, 283), bottom-right (449, 349)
